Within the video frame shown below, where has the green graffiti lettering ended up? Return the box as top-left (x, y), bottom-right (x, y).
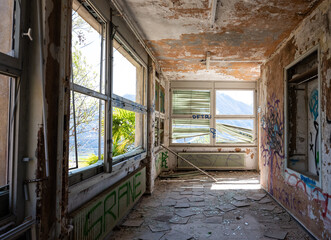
top-left (84, 201), bottom-right (103, 240)
top-left (118, 183), bottom-right (129, 215)
top-left (127, 180), bottom-right (135, 203)
top-left (161, 151), bottom-right (168, 168)
top-left (103, 191), bottom-right (117, 231)
top-left (134, 172), bottom-right (142, 198)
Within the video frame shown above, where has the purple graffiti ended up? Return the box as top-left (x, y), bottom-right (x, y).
top-left (261, 95), bottom-right (284, 195)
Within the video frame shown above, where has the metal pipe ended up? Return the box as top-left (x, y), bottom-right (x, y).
top-left (161, 145), bottom-right (218, 182)
top-left (37, 0), bottom-right (49, 177)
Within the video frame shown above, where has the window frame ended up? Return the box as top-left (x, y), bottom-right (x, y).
top-left (111, 34), bottom-right (148, 165)
top-left (170, 81), bottom-right (257, 147)
top-left (68, 1), bottom-right (148, 185)
top-left (69, 1), bottom-right (109, 176)
top-left (154, 75), bottom-right (165, 151)
top-left (0, 0), bottom-right (27, 227)
top-left (284, 45), bottom-right (322, 186)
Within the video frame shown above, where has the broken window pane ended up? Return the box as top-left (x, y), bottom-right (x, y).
top-left (172, 119), bottom-right (210, 144)
top-left (69, 92), bottom-right (104, 169)
top-left (72, 9), bottom-right (105, 93)
top-left (172, 90), bottom-right (210, 115)
top-left (216, 119), bottom-right (253, 143)
top-left (0, 0), bottom-right (16, 56)
top-left (216, 90), bottom-right (254, 115)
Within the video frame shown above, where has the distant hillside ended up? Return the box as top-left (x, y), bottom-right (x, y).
top-left (216, 92), bottom-right (253, 115)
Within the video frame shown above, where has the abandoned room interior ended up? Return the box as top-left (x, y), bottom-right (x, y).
top-left (0, 0), bottom-right (330, 239)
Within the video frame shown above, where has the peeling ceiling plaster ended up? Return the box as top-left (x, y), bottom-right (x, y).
top-left (118, 0), bottom-right (321, 81)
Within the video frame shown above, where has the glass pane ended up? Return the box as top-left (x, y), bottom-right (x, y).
top-left (154, 117), bottom-right (159, 147)
top-left (160, 118), bottom-right (165, 145)
top-left (172, 90), bottom-right (210, 115)
top-left (172, 119), bottom-right (210, 144)
top-left (113, 41), bottom-right (143, 105)
top-left (72, 9), bottom-right (105, 93)
top-left (0, 74), bottom-right (11, 187)
top-left (216, 90), bottom-right (254, 115)
top-left (216, 119), bottom-right (253, 143)
top-left (69, 92), bottom-right (105, 169)
top-left (112, 107), bottom-right (143, 158)
top-left (160, 86), bottom-right (165, 113)
top-left (155, 82), bottom-right (160, 112)
top-left (0, 0), bottom-right (16, 56)
top-left (0, 74), bottom-right (12, 219)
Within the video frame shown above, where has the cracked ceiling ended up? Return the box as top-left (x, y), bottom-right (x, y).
top-left (117, 0), bottom-right (321, 81)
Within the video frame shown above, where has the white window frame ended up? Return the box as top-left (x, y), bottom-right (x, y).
top-left (284, 45), bottom-right (322, 187)
top-left (69, 0), bottom-right (110, 180)
top-left (111, 34), bottom-right (148, 165)
top-left (170, 81), bottom-right (257, 147)
top-left (68, 1), bottom-right (148, 185)
top-left (154, 75), bottom-right (165, 151)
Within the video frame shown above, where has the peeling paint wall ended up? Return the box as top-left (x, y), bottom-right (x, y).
top-left (259, 0), bottom-right (331, 238)
top-left (119, 0), bottom-right (322, 81)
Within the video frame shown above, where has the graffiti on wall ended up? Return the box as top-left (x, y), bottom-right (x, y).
top-left (155, 151), bottom-right (168, 174)
top-left (72, 168), bottom-right (146, 240)
top-left (260, 95), bottom-right (284, 194)
top-left (308, 88), bottom-right (319, 176)
top-left (210, 128), bottom-right (216, 138)
top-left (284, 170), bottom-right (331, 224)
top-left (161, 151), bottom-right (168, 168)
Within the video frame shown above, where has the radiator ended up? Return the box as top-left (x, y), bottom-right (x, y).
top-left (70, 167), bottom-right (146, 240)
top-left (177, 153), bottom-right (245, 169)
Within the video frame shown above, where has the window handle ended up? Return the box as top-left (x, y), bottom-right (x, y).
top-left (22, 28), bottom-right (33, 41)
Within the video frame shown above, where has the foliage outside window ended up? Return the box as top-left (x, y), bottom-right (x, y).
top-left (112, 39), bottom-right (146, 164)
top-left (69, 6), bottom-right (106, 170)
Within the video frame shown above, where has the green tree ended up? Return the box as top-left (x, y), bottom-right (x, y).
top-left (112, 108), bottom-right (135, 156)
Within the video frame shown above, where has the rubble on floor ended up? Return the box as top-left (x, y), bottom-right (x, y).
top-left (108, 171), bottom-right (313, 240)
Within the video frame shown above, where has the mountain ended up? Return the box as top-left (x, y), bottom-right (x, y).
top-left (216, 92), bottom-right (253, 115)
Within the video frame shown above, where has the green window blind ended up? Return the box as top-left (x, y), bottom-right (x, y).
top-left (172, 90), bottom-right (210, 115)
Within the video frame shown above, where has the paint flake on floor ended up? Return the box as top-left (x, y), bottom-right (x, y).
top-left (108, 171), bottom-right (313, 240)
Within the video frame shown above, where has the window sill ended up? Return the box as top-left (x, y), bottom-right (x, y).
top-left (68, 151), bottom-right (146, 212)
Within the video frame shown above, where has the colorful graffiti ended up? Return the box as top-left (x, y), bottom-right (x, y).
top-left (285, 170), bottom-right (331, 223)
top-left (261, 95), bottom-right (284, 194)
top-left (309, 88), bottom-right (319, 176)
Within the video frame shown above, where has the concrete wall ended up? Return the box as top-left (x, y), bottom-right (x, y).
top-left (259, 0), bottom-right (331, 238)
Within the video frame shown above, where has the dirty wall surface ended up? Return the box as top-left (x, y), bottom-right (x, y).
top-left (259, 0), bottom-right (331, 238)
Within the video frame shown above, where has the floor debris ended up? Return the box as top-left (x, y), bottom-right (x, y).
top-left (108, 171), bottom-right (313, 240)
top-left (148, 221), bottom-right (171, 232)
top-left (264, 229), bottom-right (288, 239)
top-left (122, 219), bottom-right (144, 227)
